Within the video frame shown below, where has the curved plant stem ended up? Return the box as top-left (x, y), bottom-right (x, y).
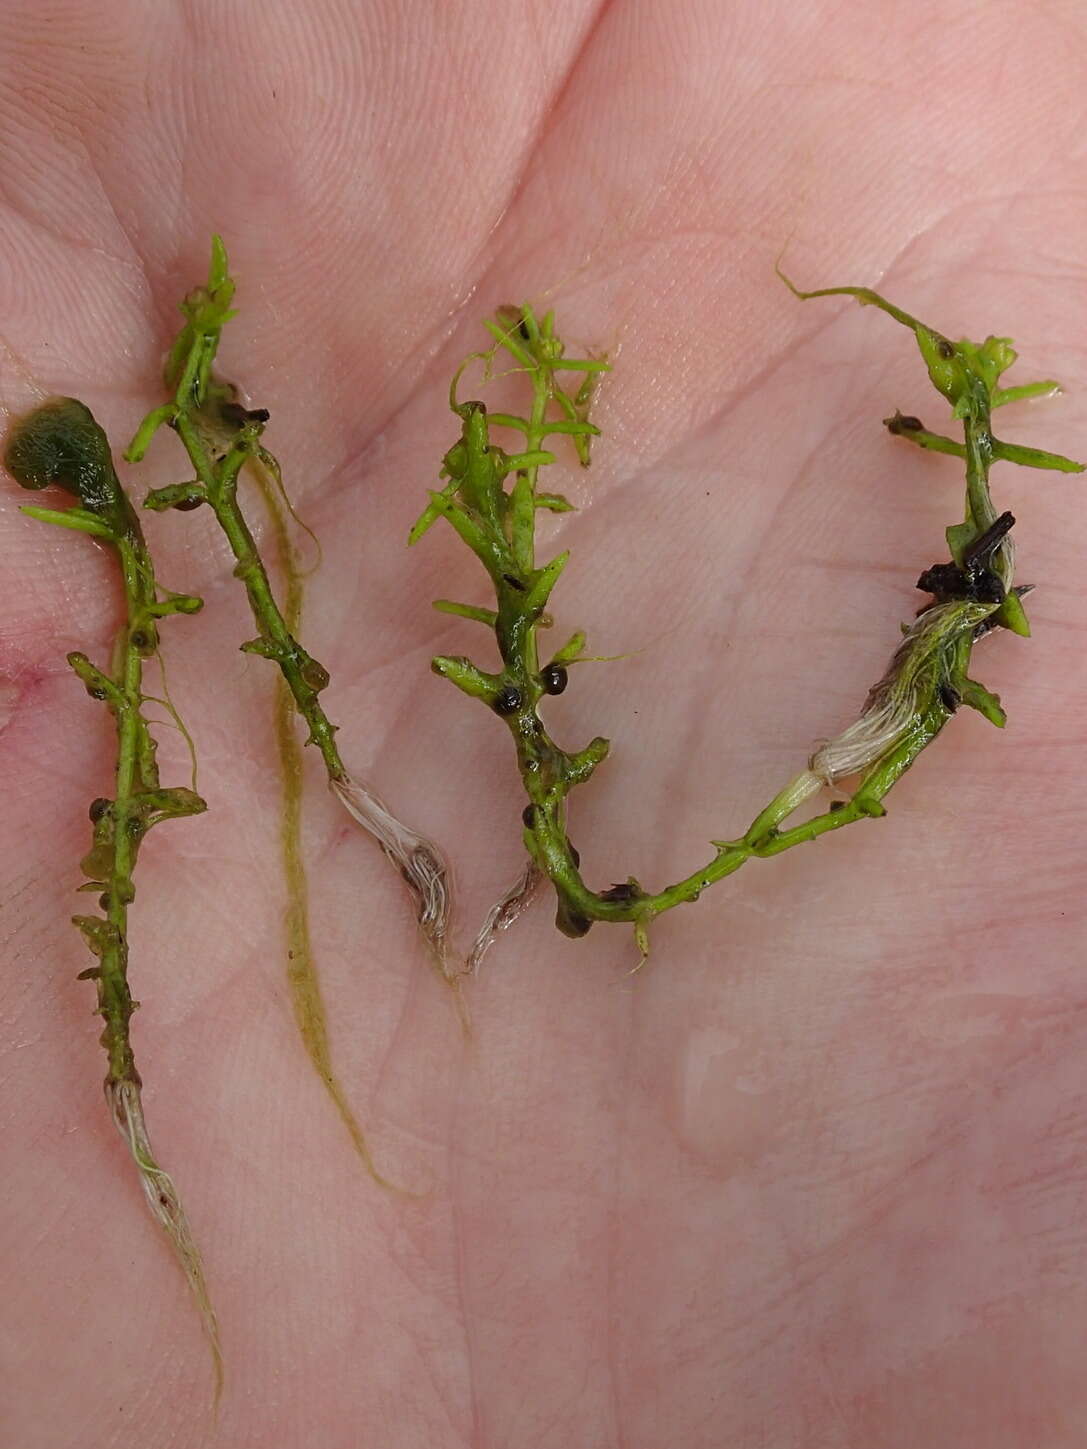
top-left (413, 288), bottom-right (1083, 956)
top-left (4, 398), bottom-right (220, 1399)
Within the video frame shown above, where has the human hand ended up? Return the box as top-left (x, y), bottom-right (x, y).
top-left (3, 3), bottom-right (1086, 1446)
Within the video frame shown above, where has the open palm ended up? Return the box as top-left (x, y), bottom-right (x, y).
top-left (3, 3), bottom-right (1087, 1446)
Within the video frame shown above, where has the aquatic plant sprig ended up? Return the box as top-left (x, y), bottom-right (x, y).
top-left (408, 305), bottom-right (610, 940)
top-left (4, 398), bottom-right (220, 1393)
top-left (126, 236), bottom-right (457, 1174)
top-left (414, 289), bottom-right (1082, 954)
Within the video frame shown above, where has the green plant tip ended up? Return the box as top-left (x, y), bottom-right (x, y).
top-left (5, 397), bottom-right (128, 530)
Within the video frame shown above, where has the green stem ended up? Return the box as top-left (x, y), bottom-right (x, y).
top-left (173, 416), bottom-right (344, 775)
top-left (3, 396), bottom-right (219, 1393)
top-left (97, 534), bottom-right (150, 1082)
top-left (131, 243), bottom-right (455, 989)
top-left (418, 287), bottom-right (1082, 951)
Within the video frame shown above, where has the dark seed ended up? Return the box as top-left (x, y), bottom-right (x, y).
top-left (502, 573), bottom-right (526, 591)
top-left (493, 686), bottom-right (522, 715)
top-left (301, 656), bottom-right (330, 691)
top-left (174, 496), bottom-right (204, 512)
top-left (522, 805), bottom-right (536, 828)
top-left (88, 797), bottom-right (111, 823)
top-left (937, 338), bottom-right (955, 359)
top-left (829, 800), bottom-right (847, 813)
top-left (540, 663), bottom-right (568, 696)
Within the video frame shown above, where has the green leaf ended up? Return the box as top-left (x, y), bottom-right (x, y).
top-left (995, 588), bottom-right (1031, 637)
top-left (959, 678), bottom-right (1006, 727)
top-left (19, 505), bottom-right (116, 539)
top-left (991, 438), bottom-right (1085, 473)
top-left (565, 735), bottom-right (610, 785)
top-left (992, 380), bottom-right (1061, 408)
top-left (432, 599), bottom-right (498, 626)
top-left (550, 629), bottom-right (587, 665)
top-left (523, 551), bottom-right (569, 616)
top-left (208, 233), bottom-right (231, 292)
top-left (240, 637), bottom-right (283, 661)
top-left (125, 404), bottom-right (177, 463)
top-left (945, 520), bottom-right (975, 567)
top-left (408, 479), bottom-right (458, 544)
top-left (430, 654), bottom-right (499, 702)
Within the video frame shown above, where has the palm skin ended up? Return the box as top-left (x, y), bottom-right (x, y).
top-left (3, 2), bottom-right (1087, 1446)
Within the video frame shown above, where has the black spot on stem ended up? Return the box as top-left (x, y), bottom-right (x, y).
top-left (219, 401), bottom-right (270, 427)
top-left (938, 684), bottom-right (961, 713)
top-left (599, 881), bottom-right (640, 903)
top-left (493, 686), bottom-right (522, 715)
top-left (886, 412), bottom-right (924, 434)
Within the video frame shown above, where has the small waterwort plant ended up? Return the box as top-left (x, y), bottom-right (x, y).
top-left (126, 238), bottom-right (458, 1174)
top-left (3, 399), bottom-right (220, 1392)
top-left (413, 285), bottom-right (1083, 955)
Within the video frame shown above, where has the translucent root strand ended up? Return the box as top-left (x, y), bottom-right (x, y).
top-left (330, 771), bottom-right (456, 982)
top-left (465, 861), bottom-right (543, 974)
top-left (106, 1079), bottom-right (223, 1405)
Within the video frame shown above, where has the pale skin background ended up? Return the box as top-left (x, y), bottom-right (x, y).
top-left (2, 2), bottom-right (1087, 1446)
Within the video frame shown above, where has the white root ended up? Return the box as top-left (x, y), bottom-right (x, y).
top-left (106, 1079), bottom-right (222, 1403)
top-left (330, 771), bottom-right (456, 981)
top-left (466, 861), bottom-right (543, 974)
top-left (809, 598), bottom-right (994, 786)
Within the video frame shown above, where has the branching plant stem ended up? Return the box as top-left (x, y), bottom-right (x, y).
top-left (127, 237), bottom-right (455, 1171)
top-left (4, 398), bottom-right (220, 1396)
top-left (413, 286), bottom-right (1083, 955)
